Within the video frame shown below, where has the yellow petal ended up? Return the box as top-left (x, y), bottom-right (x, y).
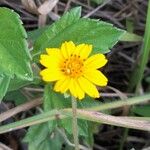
top-left (61, 41), bottom-right (75, 58)
top-left (74, 80), bottom-right (85, 100)
top-left (40, 68), bottom-right (63, 82)
top-left (84, 54), bottom-right (107, 69)
top-left (69, 79), bottom-right (78, 98)
top-left (69, 79), bottom-right (85, 100)
top-left (46, 48), bottom-right (63, 59)
top-left (54, 76), bottom-right (71, 93)
top-left (73, 44), bottom-right (85, 56)
top-left (46, 48), bottom-right (60, 55)
top-left (79, 44), bottom-right (92, 59)
top-left (83, 69), bottom-right (108, 86)
top-left (73, 44), bottom-right (92, 59)
top-left (77, 76), bottom-right (100, 98)
top-left (40, 54), bottom-right (60, 68)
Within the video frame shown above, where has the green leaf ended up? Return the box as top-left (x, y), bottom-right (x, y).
top-left (43, 84), bottom-right (104, 145)
top-left (0, 75), bottom-right (10, 101)
top-left (32, 7), bottom-right (81, 61)
top-left (28, 26), bottom-right (48, 43)
top-left (4, 90), bottom-right (27, 105)
top-left (0, 7), bottom-right (33, 80)
top-left (44, 84), bottom-right (71, 131)
top-left (132, 105), bottom-right (150, 117)
top-left (8, 77), bottom-right (32, 91)
top-left (32, 7), bottom-right (124, 62)
top-left (61, 118), bottom-right (89, 137)
top-left (23, 123), bottom-right (64, 150)
top-left (8, 64), bottom-right (41, 91)
top-left (120, 32), bottom-right (142, 42)
top-left (77, 97), bottom-right (103, 146)
top-left (77, 97), bottom-right (101, 146)
top-left (38, 137), bottom-right (63, 150)
top-left (28, 26), bottom-right (140, 44)
top-left (44, 84), bottom-right (70, 111)
top-left (77, 96), bottom-right (102, 108)
top-left (43, 85), bottom-right (107, 147)
top-left (24, 123), bottom-right (50, 146)
top-left (44, 84), bottom-right (93, 138)
top-left (0, 7), bottom-right (33, 99)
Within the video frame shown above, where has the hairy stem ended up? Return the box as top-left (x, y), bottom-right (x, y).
top-left (71, 96), bottom-right (79, 150)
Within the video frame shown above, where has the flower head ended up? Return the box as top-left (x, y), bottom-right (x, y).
top-left (40, 41), bottom-right (108, 100)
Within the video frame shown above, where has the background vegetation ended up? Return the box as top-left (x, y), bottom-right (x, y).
top-left (0, 0), bottom-right (150, 150)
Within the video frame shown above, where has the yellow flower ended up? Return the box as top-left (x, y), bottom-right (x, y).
top-left (40, 41), bottom-right (108, 100)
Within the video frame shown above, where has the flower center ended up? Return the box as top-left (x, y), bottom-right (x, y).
top-left (61, 54), bottom-right (84, 78)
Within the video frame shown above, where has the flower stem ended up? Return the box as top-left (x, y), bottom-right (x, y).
top-left (71, 96), bottom-right (79, 150)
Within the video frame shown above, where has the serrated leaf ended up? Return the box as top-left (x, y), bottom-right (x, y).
top-left (32, 7), bottom-right (81, 61)
top-left (61, 118), bottom-right (89, 137)
top-left (44, 84), bottom-right (71, 130)
top-left (23, 123), bottom-right (50, 146)
top-left (28, 26), bottom-right (48, 43)
top-left (44, 84), bottom-right (92, 138)
top-left (24, 123), bottom-right (64, 150)
top-left (0, 75), bottom-right (10, 101)
top-left (0, 7), bottom-right (33, 80)
top-left (43, 85), bottom-right (105, 146)
top-left (43, 84), bottom-right (57, 130)
top-left (44, 84), bottom-right (70, 111)
top-left (32, 7), bottom-right (124, 62)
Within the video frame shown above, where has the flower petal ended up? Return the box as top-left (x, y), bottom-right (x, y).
top-left (40, 54), bottom-right (60, 68)
top-left (78, 76), bottom-right (100, 98)
top-left (74, 80), bottom-right (85, 100)
top-left (46, 48), bottom-right (60, 55)
top-left (79, 44), bottom-right (92, 59)
top-left (61, 41), bottom-right (75, 58)
top-left (40, 68), bottom-right (63, 82)
top-left (73, 44), bottom-right (85, 56)
top-left (84, 54), bottom-right (107, 69)
top-left (83, 69), bottom-right (108, 86)
top-left (73, 44), bottom-right (92, 59)
top-left (69, 79), bottom-right (78, 98)
top-left (69, 79), bottom-right (85, 100)
top-left (54, 76), bottom-right (71, 93)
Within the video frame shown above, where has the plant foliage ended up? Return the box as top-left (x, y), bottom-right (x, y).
top-left (0, 8), bottom-right (33, 100)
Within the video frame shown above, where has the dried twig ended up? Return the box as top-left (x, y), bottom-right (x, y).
top-left (0, 98), bottom-right (42, 122)
top-left (84, 0), bottom-right (111, 18)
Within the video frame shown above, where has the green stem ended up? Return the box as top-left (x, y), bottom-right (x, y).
top-left (119, 128), bottom-right (129, 150)
top-left (121, 2), bottom-right (150, 148)
top-left (87, 93), bottom-right (150, 111)
top-left (119, 110), bottom-right (135, 150)
top-left (129, 0), bottom-right (150, 92)
top-left (71, 96), bottom-right (79, 150)
top-left (136, 0), bottom-right (150, 91)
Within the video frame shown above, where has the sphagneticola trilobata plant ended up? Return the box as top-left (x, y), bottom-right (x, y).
top-left (0, 7), bottom-right (125, 150)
